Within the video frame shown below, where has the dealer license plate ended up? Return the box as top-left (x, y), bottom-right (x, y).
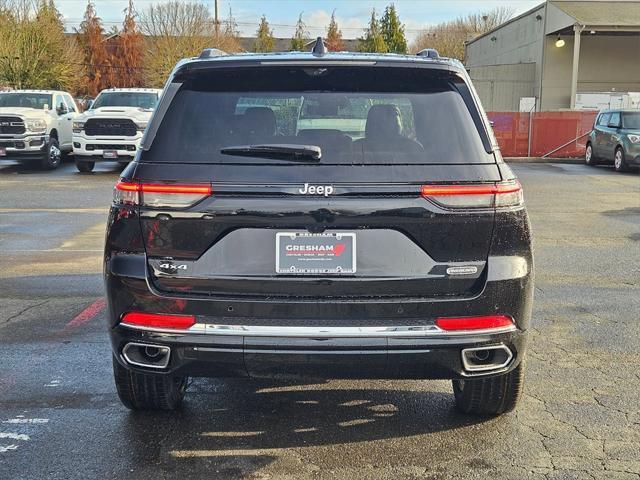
top-left (276, 232), bottom-right (356, 275)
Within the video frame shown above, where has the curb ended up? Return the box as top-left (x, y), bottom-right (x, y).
top-left (504, 157), bottom-right (584, 164)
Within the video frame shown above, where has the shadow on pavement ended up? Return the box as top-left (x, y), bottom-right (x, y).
top-left (0, 159), bottom-right (124, 175)
top-left (115, 379), bottom-right (485, 478)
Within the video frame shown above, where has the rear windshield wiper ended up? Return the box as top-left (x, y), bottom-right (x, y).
top-left (220, 144), bottom-right (322, 162)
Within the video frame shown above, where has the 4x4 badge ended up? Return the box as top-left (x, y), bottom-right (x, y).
top-left (159, 262), bottom-right (188, 271)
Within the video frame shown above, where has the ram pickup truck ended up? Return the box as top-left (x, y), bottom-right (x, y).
top-left (0, 90), bottom-right (79, 169)
top-left (72, 88), bottom-right (161, 172)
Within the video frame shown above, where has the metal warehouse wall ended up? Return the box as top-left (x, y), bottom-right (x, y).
top-left (469, 63), bottom-right (537, 111)
top-left (465, 3), bottom-right (546, 110)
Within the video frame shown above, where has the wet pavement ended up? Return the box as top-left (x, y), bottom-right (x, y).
top-left (0, 160), bottom-right (638, 479)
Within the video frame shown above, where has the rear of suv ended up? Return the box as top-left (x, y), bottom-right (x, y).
top-left (104, 44), bottom-right (534, 416)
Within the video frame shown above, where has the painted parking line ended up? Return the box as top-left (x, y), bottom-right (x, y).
top-left (0, 208), bottom-right (106, 213)
top-left (63, 298), bottom-right (106, 332)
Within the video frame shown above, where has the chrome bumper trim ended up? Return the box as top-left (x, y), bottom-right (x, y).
top-left (119, 322), bottom-right (517, 338)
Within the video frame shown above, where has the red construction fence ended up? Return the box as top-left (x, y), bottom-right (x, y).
top-left (487, 111), bottom-right (598, 158)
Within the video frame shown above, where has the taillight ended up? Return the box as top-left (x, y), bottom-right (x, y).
top-left (435, 315), bottom-right (514, 331)
top-left (421, 180), bottom-right (523, 209)
top-left (121, 312), bottom-right (196, 330)
top-left (114, 180), bottom-right (212, 208)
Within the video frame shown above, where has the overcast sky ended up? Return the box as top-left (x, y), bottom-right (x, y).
top-left (57, 0), bottom-right (542, 41)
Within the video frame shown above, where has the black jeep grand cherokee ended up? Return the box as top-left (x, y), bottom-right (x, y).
top-left (104, 44), bottom-right (534, 415)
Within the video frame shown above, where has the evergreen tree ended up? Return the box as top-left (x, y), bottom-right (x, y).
top-left (111, 0), bottom-right (144, 87)
top-left (254, 15), bottom-right (275, 53)
top-left (290, 13), bottom-right (308, 51)
top-left (325, 10), bottom-right (345, 51)
top-left (76, 1), bottom-right (111, 95)
top-left (381, 4), bottom-right (407, 53)
top-left (358, 9), bottom-right (387, 53)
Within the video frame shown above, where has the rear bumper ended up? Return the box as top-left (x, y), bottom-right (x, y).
top-left (106, 251), bottom-right (533, 380)
top-left (111, 323), bottom-right (527, 379)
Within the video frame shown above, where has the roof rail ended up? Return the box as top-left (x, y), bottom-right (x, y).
top-left (310, 37), bottom-right (328, 57)
top-left (199, 48), bottom-right (227, 59)
top-left (416, 48), bottom-right (440, 59)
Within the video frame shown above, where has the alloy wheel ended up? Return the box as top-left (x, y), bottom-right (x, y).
top-left (614, 149), bottom-right (623, 170)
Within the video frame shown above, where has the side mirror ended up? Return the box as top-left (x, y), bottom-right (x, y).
top-left (608, 121), bottom-right (620, 129)
top-left (87, 100), bottom-right (94, 110)
top-left (57, 102), bottom-right (68, 115)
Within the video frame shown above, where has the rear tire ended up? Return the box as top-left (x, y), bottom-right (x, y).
top-left (614, 147), bottom-right (630, 172)
top-left (452, 362), bottom-right (524, 416)
top-left (585, 143), bottom-right (597, 166)
top-left (41, 137), bottom-right (62, 170)
top-left (112, 355), bottom-right (187, 411)
top-left (76, 160), bottom-right (95, 173)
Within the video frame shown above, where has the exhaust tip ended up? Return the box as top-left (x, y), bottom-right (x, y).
top-left (122, 342), bottom-right (171, 369)
top-left (461, 345), bottom-right (513, 373)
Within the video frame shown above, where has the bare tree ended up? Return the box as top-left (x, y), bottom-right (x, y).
top-left (140, 1), bottom-right (215, 87)
top-left (410, 6), bottom-right (514, 61)
top-left (290, 13), bottom-right (308, 51)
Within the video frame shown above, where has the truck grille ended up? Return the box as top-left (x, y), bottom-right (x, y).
top-left (85, 118), bottom-right (137, 137)
top-left (0, 116), bottom-right (25, 135)
top-left (86, 144), bottom-right (136, 151)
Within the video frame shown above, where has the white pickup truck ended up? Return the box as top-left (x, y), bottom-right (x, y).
top-left (0, 90), bottom-right (79, 169)
top-left (72, 88), bottom-right (161, 172)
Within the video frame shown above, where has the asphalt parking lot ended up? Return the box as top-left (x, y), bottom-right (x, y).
top-left (0, 160), bottom-right (638, 480)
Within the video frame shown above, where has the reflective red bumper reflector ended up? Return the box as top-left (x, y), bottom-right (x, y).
top-left (121, 312), bottom-right (196, 330)
top-left (435, 315), bottom-right (514, 331)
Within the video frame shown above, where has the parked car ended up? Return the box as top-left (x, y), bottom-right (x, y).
top-left (585, 109), bottom-right (640, 172)
top-left (104, 44), bottom-right (534, 415)
top-left (72, 88), bottom-right (161, 172)
top-left (0, 89), bottom-right (79, 169)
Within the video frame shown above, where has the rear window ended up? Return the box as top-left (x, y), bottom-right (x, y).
top-left (622, 112), bottom-right (640, 129)
top-left (143, 66), bottom-right (494, 164)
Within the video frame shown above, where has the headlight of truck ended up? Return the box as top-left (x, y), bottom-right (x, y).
top-left (26, 119), bottom-right (47, 133)
top-left (136, 122), bottom-right (148, 132)
top-left (628, 134), bottom-right (640, 143)
top-left (72, 121), bottom-right (85, 133)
